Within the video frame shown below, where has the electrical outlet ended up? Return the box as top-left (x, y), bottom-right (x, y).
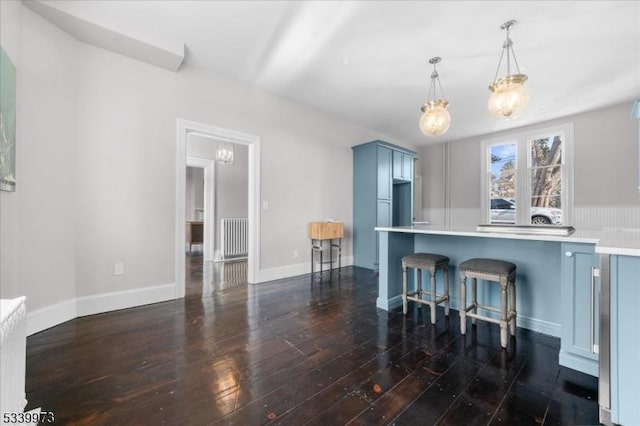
top-left (293, 250), bottom-right (298, 258)
top-left (114, 262), bottom-right (125, 276)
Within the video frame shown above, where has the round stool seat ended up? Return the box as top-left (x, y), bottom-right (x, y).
top-left (459, 258), bottom-right (516, 276)
top-left (402, 253), bottom-right (449, 269)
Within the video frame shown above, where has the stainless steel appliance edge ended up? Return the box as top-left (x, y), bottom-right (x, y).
top-left (599, 253), bottom-right (612, 425)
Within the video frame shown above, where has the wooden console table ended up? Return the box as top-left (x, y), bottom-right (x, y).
top-left (186, 221), bottom-right (203, 254)
top-left (308, 222), bottom-right (343, 280)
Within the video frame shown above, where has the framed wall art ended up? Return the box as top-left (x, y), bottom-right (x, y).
top-left (1, 46), bottom-right (17, 192)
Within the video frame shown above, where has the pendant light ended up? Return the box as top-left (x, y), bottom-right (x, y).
top-left (488, 20), bottom-right (530, 119)
top-left (216, 142), bottom-right (234, 164)
top-left (419, 57), bottom-right (451, 137)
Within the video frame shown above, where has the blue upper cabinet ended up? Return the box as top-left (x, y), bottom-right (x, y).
top-left (353, 141), bottom-right (415, 270)
top-left (378, 146), bottom-right (392, 200)
top-left (393, 150), bottom-right (413, 182)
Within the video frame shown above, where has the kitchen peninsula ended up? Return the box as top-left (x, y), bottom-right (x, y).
top-left (375, 224), bottom-right (640, 425)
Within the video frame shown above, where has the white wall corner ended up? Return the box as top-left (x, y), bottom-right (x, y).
top-left (26, 298), bottom-right (77, 336)
top-left (22, 0), bottom-right (185, 71)
top-left (25, 284), bottom-right (177, 336)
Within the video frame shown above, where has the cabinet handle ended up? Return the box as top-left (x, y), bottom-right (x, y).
top-left (565, 251), bottom-right (573, 257)
top-left (590, 266), bottom-right (595, 354)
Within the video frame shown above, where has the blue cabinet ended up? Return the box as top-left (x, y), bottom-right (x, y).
top-left (392, 150), bottom-right (413, 182)
top-left (560, 243), bottom-right (599, 376)
top-left (610, 254), bottom-right (640, 426)
top-left (378, 147), bottom-right (392, 199)
top-left (353, 141), bottom-right (415, 269)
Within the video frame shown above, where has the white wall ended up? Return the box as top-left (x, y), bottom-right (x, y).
top-left (419, 102), bottom-right (640, 229)
top-left (72, 35), bottom-right (388, 296)
top-left (0, 5), bottom-right (78, 327)
top-left (1, 2), bottom-right (403, 333)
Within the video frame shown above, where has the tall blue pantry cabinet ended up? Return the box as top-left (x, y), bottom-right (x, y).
top-left (352, 141), bottom-right (416, 270)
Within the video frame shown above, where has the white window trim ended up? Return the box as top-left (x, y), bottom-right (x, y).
top-left (480, 123), bottom-right (574, 226)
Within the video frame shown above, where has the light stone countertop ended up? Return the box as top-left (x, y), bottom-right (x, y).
top-left (374, 225), bottom-right (640, 257)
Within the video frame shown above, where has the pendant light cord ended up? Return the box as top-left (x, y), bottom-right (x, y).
top-left (493, 21), bottom-right (523, 82)
top-left (427, 60), bottom-right (446, 102)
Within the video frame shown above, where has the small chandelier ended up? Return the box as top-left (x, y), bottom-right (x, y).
top-left (419, 57), bottom-right (451, 137)
top-left (488, 20), bottom-right (530, 119)
top-left (216, 142), bottom-right (234, 164)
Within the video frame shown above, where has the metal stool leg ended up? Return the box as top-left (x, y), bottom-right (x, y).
top-left (500, 277), bottom-right (508, 348)
top-left (416, 268), bottom-right (422, 309)
top-left (320, 241), bottom-right (323, 278)
top-left (471, 277), bottom-right (477, 325)
top-left (430, 267), bottom-right (437, 324)
top-left (444, 265), bottom-right (450, 317)
top-left (329, 239), bottom-right (333, 278)
top-left (460, 274), bottom-right (467, 335)
top-left (310, 244), bottom-right (314, 279)
top-left (402, 265), bottom-right (408, 315)
top-left (509, 278), bottom-right (517, 336)
top-left (338, 239), bottom-right (342, 275)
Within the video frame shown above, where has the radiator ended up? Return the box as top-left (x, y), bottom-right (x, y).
top-left (1, 296), bottom-right (27, 417)
top-left (220, 218), bottom-right (248, 260)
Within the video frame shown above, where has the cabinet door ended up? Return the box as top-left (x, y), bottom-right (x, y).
top-left (611, 255), bottom-right (640, 425)
top-left (402, 153), bottom-right (413, 181)
top-left (375, 200), bottom-right (392, 265)
top-left (377, 200), bottom-right (392, 227)
top-left (392, 150), bottom-right (403, 180)
top-left (377, 147), bottom-right (392, 200)
top-left (560, 243), bottom-right (599, 375)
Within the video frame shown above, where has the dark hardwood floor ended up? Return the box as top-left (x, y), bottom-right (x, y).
top-left (25, 266), bottom-right (598, 425)
top-left (185, 254), bottom-right (247, 297)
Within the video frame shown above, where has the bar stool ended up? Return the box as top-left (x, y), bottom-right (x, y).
top-left (459, 258), bottom-right (517, 348)
top-left (401, 253), bottom-right (450, 324)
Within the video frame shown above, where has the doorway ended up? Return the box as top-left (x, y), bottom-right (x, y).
top-left (185, 139), bottom-right (250, 295)
top-left (175, 119), bottom-right (261, 300)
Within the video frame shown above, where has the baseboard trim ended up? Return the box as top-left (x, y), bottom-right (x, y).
top-left (76, 283), bottom-right (177, 317)
top-left (26, 283), bottom-right (177, 336)
top-left (559, 349), bottom-right (598, 377)
top-left (25, 256), bottom-right (360, 336)
top-left (517, 315), bottom-right (560, 338)
top-left (26, 299), bottom-right (76, 336)
top-left (258, 256), bottom-right (354, 283)
top-left (375, 296), bottom-right (560, 337)
top-left (376, 294), bottom-right (403, 311)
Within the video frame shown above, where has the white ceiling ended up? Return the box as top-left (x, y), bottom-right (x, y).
top-left (27, 1), bottom-right (640, 146)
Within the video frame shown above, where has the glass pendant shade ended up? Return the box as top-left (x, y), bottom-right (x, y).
top-left (419, 57), bottom-right (450, 137)
top-left (419, 100), bottom-right (451, 137)
top-left (216, 142), bottom-right (234, 164)
top-left (488, 74), bottom-right (530, 119)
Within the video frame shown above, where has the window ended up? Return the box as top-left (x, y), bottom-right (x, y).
top-left (482, 124), bottom-right (573, 226)
top-left (489, 142), bottom-right (517, 224)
